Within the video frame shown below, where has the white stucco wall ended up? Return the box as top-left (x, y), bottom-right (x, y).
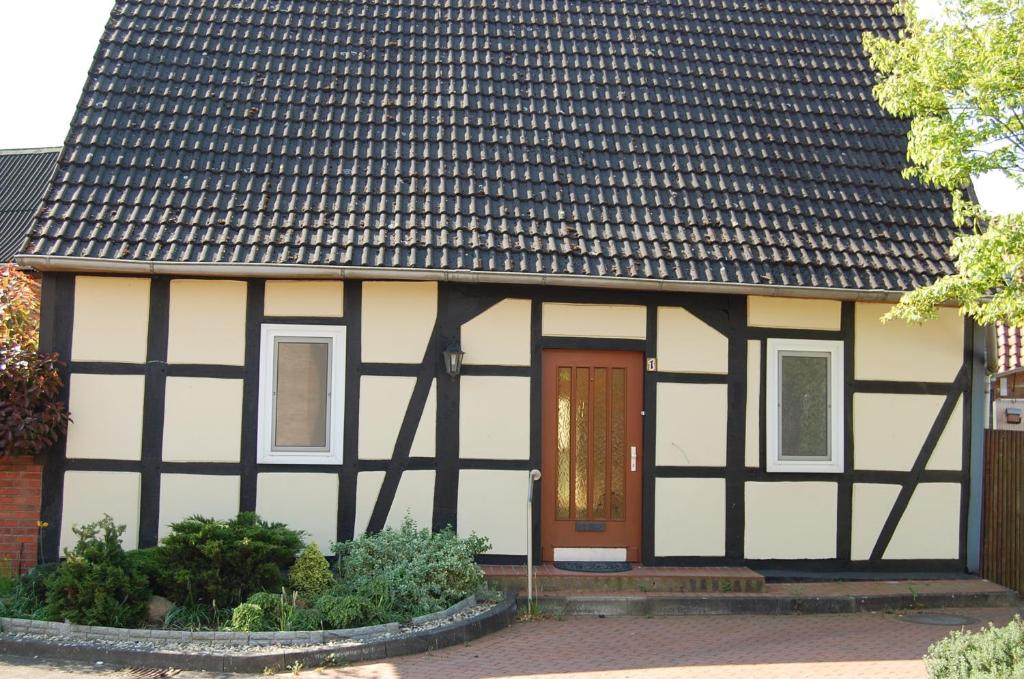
top-left (851, 483), bottom-right (900, 561)
top-left (745, 339), bottom-right (761, 468)
top-left (66, 373), bottom-right (145, 461)
top-left (72, 276), bottom-right (150, 363)
top-left (884, 483), bottom-right (961, 560)
top-left (256, 472), bottom-right (338, 549)
top-left (744, 482), bottom-right (838, 559)
top-left (656, 307), bottom-right (728, 374)
top-left (264, 280), bottom-right (344, 317)
top-left (855, 303), bottom-right (963, 382)
top-left (162, 377), bottom-right (244, 462)
top-left (655, 383), bottom-right (728, 466)
top-left (460, 376), bottom-right (530, 459)
top-left (361, 281), bottom-right (437, 363)
top-left (654, 478), bottom-right (726, 556)
top-left (158, 474), bottom-right (240, 539)
top-left (541, 303), bottom-right (646, 339)
top-left (458, 469), bottom-right (526, 555)
top-left (167, 279), bottom-right (247, 365)
top-left (461, 298), bottom-right (532, 366)
top-left (358, 376), bottom-right (436, 459)
top-left (747, 296), bottom-right (841, 331)
top-left (61, 471), bottom-right (141, 551)
top-left (853, 393), bottom-right (963, 471)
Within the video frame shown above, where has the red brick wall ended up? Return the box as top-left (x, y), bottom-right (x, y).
top-left (0, 456), bottom-right (42, 575)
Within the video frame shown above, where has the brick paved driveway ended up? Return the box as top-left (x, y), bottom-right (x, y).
top-left (0, 607), bottom-right (1017, 679)
top-left (321, 607), bottom-right (1018, 679)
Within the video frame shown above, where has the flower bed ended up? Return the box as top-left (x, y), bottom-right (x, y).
top-left (1, 512), bottom-right (496, 636)
top-left (0, 593), bottom-right (516, 673)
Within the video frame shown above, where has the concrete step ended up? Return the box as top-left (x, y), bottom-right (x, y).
top-left (520, 579), bottom-right (1021, 617)
top-left (484, 565), bottom-right (765, 594)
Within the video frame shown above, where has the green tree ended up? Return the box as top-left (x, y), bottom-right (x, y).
top-left (863, 0), bottom-right (1024, 324)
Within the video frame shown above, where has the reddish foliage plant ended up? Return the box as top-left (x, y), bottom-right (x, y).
top-left (0, 267), bottom-right (69, 457)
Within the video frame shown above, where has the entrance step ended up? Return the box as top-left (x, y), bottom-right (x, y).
top-left (483, 565), bottom-right (765, 594)
top-left (519, 578), bottom-right (1021, 617)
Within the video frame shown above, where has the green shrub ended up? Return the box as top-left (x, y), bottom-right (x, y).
top-left (43, 516), bottom-right (149, 627)
top-left (0, 563), bottom-right (53, 619)
top-left (331, 517), bottom-right (489, 622)
top-left (924, 616), bottom-right (1024, 679)
top-left (159, 512), bottom-right (303, 606)
top-left (228, 590), bottom-right (322, 632)
top-left (163, 602), bottom-right (231, 631)
top-left (125, 546), bottom-right (170, 594)
top-left (289, 543), bottom-right (334, 601)
top-left (313, 581), bottom-right (393, 630)
top-left (227, 602), bottom-right (266, 632)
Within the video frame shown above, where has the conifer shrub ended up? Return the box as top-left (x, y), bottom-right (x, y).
top-left (288, 542), bottom-right (334, 601)
top-left (159, 512), bottom-right (303, 606)
top-left (43, 516), bottom-right (149, 627)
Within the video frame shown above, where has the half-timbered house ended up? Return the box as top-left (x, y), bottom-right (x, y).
top-left (16, 0), bottom-right (984, 574)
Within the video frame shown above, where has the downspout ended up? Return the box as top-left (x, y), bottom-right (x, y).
top-left (966, 323), bottom-right (995, 573)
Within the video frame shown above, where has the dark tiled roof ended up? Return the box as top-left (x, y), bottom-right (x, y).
top-left (1, 149), bottom-right (59, 263)
top-left (23, 0), bottom-right (959, 292)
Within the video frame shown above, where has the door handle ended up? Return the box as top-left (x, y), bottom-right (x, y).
top-left (630, 446), bottom-right (637, 472)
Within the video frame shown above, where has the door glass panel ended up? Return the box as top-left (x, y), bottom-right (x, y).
top-left (778, 352), bottom-right (830, 459)
top-left (556, 367), bottom-right (572, 519)
top-left (610, 368), bottom-right (626, 520)
top-left (592, 368), bottom-right (608, 519)
top-left (273, 339), bottom-right (329, 449)
top-left (574, 367), bottom-right (589, 519)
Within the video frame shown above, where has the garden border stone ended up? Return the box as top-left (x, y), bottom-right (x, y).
top-left (0, 593), bottom-right (516, 674)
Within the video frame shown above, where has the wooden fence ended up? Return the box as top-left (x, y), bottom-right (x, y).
top-left (982, 429), bottom-right (1024, 593)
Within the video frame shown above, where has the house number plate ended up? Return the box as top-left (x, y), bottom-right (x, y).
top-left (575, 522), bottom-right (606, 532)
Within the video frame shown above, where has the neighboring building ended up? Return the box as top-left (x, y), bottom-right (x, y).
top-left (0, 147), bottom-right (59, 572)
top-left (990, 325), bottom-right (1024, 429)
top-left (0, 148), bottom-right (59, 265)
top-left (17, 1), bottom-right (983, 573)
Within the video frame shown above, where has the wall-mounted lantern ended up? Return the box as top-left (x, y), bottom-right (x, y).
top-left (443, 341), bottom-right (465, 379)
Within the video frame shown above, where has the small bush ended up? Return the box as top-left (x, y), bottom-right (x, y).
top-left (331, 517), bottom-right (489, 622)
top-left (44, 516), bottom-right (149, 627)
top-left (125, 546), bottom-right (169, 594)
top-left (228, 590), bottom-right (321, 632)
top-left (315, 585), bottom-right (391, 629)
top-left (924, 616), bottom-right (1024, 679)
top-left (159, 512), bottom-right (304, 606)
top-left (228, 602), bottom-right (266, 632)
top-left (289, 543), bottom-right (334, 601)
top-left (0, 563), bottom-right (53, 619)
top-left (163, 602), bottom-right (231, 631)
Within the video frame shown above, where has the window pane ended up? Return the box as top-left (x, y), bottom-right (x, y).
top-left (556, 367), bottom-right (572, 520)
top-left (779, 352), bottom-right (829, 458)
top-left (610, 368), bottom-right (626, 520)
top-left (274, 340), bottom-right (329, 449)
top-left (592, 368), bottom-right (608, 519)
top-left (574, 367), bottom-right (589, 519)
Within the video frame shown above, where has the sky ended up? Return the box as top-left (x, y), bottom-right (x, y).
top-left (0, 0), bottom-right (1020, 214)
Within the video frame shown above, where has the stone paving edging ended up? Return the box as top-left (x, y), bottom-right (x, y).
top-left (0, 593), bottom-right (517, 674)
top-left (0, 594), bottom-right (478, 646)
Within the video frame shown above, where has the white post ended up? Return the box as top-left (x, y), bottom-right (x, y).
top-left (526, 468), bottom-right (541, 616)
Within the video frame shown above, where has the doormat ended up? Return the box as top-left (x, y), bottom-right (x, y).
top-left (554, 561), bottom-right (632, 573)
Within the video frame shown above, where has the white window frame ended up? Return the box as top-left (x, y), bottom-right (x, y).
top-left (257, 324), bottom-right (346, 465)
top-left (765, 338), bottom-right (844, 474)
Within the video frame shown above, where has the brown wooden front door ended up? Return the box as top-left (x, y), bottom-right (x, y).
top-left (540, 349), bottom-right (644, 562)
